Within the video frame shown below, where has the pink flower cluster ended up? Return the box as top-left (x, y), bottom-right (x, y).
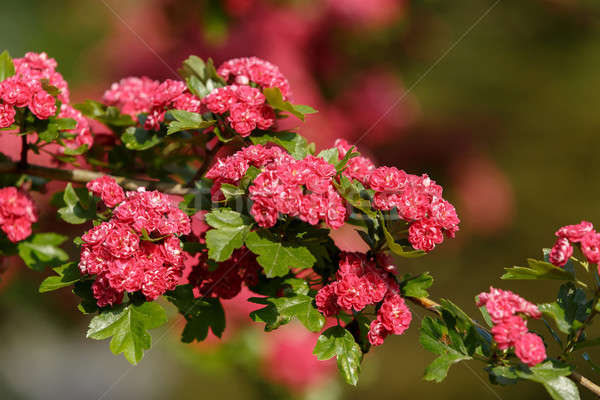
top-left (103, 77), bottom-right (201, 131)
top-left (58, 104), bottom-right (92, 152)
top-left (335, 139), bottom-right (460, 252)
top-left (79, 176), bottom-right (191, 307)
top-left (550, 221), bottom-right (599, 267)
top-left (217, 57), bottom-right (291, 99)
top-left (0, 187), bottom-right (38, 243)
top-left (477, 287), bottom-right (546, 367)
top-left (315, 252), bottom-right (411, 346)
top-left (0, 52), bottom-right (69, 127)
top-left (206, 144), bottom-right (347, 229)
top-left (188, 247), bottom-right (261, 299)
top-left (202, 85), bottom-right (275, 136)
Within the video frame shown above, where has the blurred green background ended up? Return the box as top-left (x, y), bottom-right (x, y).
top-left (1, 0), bottom-right (600, 398)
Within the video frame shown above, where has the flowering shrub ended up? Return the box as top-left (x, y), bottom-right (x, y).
top-left (0, 49), bottom-right (599, 400)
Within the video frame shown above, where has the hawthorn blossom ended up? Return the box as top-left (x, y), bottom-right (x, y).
top-left (79, 176), bottom-right (191, 306)
top-left (0, 187), bottom-right (38, 243)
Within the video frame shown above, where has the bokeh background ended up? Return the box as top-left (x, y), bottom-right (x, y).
top-left (1, 0), bottom-right (600, 399)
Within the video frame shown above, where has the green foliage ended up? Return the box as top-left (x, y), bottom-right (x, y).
top-left (17, 233), bottom-right (69, 271)
top-left (56, 183), bottom-right (97, 224)
top-left (75, 100), bottom-right (135, 128)
top-left (178, 56), bottom-right (225, 98)
top-left (263, 87), bottom-right (317, 121)
top-left (381, 216), bottom-right (426, 258)
top-left (245, 230), bottom-right (316, 278)
top-left (400, 272), bottom-right (434, 298)
top-left (502, 258), bottom-right (574, 281)
top-left (249, 278), bottom-right (324, 332)
top-left (316, 148), bottom-right (339, 165)
top-left (121, 127), bottom-right (162, 150)
top-left (515, 361), bottom-right (579, 400)
top-left (0, 50), bottom-right (15, 82)
top-left (37, 117), bottom-right (77, 142)
top-left (165, 284), bottom-right (225, 342)
top-left (87, 302), bottom-right (168, 365)
top-left (166, 110), bottom-right (215, 135)
top-left (335, 146), bottom-right (359, 173)
top-left (539, 282), bottom-right (590, 334)
top-left (419, 316), bottom-right (472, 382)
top-left (334, 174), bottom-right (376, 220)
top-left (204, 208), bottom-right (252, 261)
top-left (250, 131), bottom-right (310, 160)
top-left (73, 280), bottom-right (99, 314)
top-left (39, 262), bottom-right (81, 292)
top-left (313, 326), bottom-right (362, 385)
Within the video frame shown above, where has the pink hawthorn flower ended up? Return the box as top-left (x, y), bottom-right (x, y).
top-left (0, 103), bottom-right (16, 128)
top-left (103, 76), bottom-right (160, 117)
top-left (0, 76), bottom-right (32, 107)
top-left (555, 221), bottom-right (594, 243)
top-left (514, 332), bottom-right (546, 367)
top-left (86, 176), bottom-right (125, 208)
top-left (368, 318), bottom-right (390, 346)
top-left (58, 104), bottom-right (93, 151)
top-left (0, 187), bottom-right (38, 242)
top-left (408, 218), bottom-right (444, 252)
top-left (377, 292), bottom-right (412, 335)
top-left (581, 231), bottom-right (600, 264)
top-left (548, 237), bottom-right (573, 267)
top-left (29, 90), bottom-right (56, 120)
top-left (217, 57), bottom-right (291, 99)
top-left (79, 180), bottom-right (191, 306)
top-left (477, 287), bottom-right (541, 323)
top-left (490, 315), bottom-right (528, 350)
top-left (315, 283), bottom-right (340, 317)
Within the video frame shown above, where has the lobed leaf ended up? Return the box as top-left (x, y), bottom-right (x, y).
top-left (313, 326), bottom-right (362, 385)
top-left (17, 232), bottom-right (69, 271)
top-left (39, 262), bottom-right (81, 292)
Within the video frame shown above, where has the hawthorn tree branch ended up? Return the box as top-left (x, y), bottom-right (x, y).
top-left (187, 140), bottom-right (223, 187)
top-left (0, 161), bottom-right (194, 196)
top-left (407, 296), bottom-right (600, 398)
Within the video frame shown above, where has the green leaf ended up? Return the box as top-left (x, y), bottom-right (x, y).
top-left (316, 148), bottom-right (339, 165)
top-left (419, 316), bottom-right (472, 382)
top-left (336, 147), bottom-right (359, 173)
top-left (165, 284), bottom-right (225, 342)
top-left (263, 87), bottom-right (317, 121)
top-left (166, 110), bottom-right (215, 135)
top-left (250, 131), bottom-right (310, 160)
top-left (515, 361), bottom-right (579, 400)
top-left (381, 217), bottom-right (426, 258)
top-left (39, 262), bottom-right (81, 292)
top-left (75, 100), bottom-right (135, 127)
top-left (57, 183), bottom-right (97, 224)
top-left (250, 293), bottom-right (324, 332)
top-left (539, 282), bottom-right (590, 334)
top-left (17, 233), bottom-right (69, 271)
top-left (502, 258), bottom-right (575, 281)
top-left (73, 280), bottom-right (98, 314)
top-left (204, 208), bottom-right (251, 261)
top-left (334, 174), bottom-right (377, 219)
top-left (487, 365), bottom-right (519, 386)
top-left (313, 326), bottom-right (362, 386)
top-left (121, 127), bottom-right (162, 150)
top-left (0, 50), bottom-right (15, 82)
top-left (219, 183), bottom-right (245, 200)
top-left (401, 272), bottom-right (434, 298)
top-left (87, 302), bottom-right (168, 365)
top-left (245, 230), bottom-right (316, 278)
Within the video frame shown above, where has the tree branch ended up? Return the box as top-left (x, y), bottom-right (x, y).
top-left (407, 296), bottom-right (600, 397)
top-left (187, 140), bottom-right (223, 187)
top-left (0, 161), bottom-right (194, 195)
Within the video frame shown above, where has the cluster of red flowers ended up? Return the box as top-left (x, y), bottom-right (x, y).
top-left (217, 56), bottom-right (291, 99)
top-left (0, 52), bottom-right (92, 150)
top-left (336, 139), bottom-right (460, 252)
top-left (315, 252), bottom-right (412, 346)
top-left (188, 247), bottom-right (261, 299)
top-left (79, 176), bottom-right (191, 307)
top-left (203, 85), bottom-right (275, 136)
top-left (477, 287), bottom-right (546, 367)
top-left (206, 144), bottom-right (347, 229)
top-left (0, 187), bottom-right (38, 243)
top-left (549, 221), bottom-right (600, 267)
top-left (249, 153), bottom-right (347, 229)
top-left (103, 77), bottom-right (201, 130)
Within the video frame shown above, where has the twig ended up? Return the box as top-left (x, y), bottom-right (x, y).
top-left (407, 296), bottom-right (600, 397)
top-left (0, 161), bottom-right (194, 195)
